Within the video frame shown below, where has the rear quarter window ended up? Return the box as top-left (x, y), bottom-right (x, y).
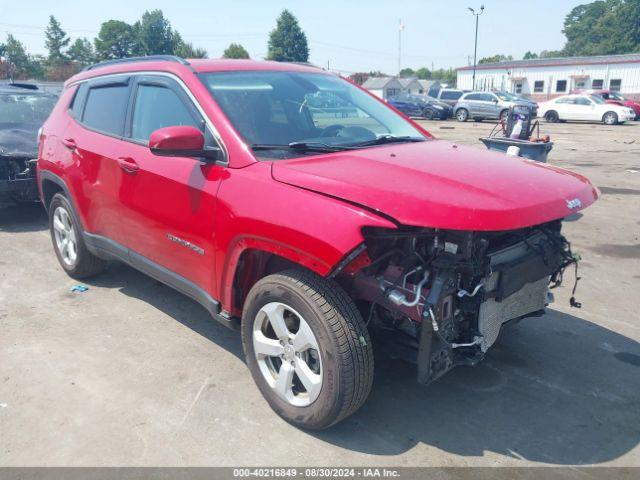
top-left (82, 83), bottom-right (130, 136)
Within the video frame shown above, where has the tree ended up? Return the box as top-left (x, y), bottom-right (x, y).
top-left (415, 67), bottom-right (432, 80)
top-left (562, 0), bottom-right (640, 56)
top-left (267, 10), bottom-right (309, 62)
top-left (45, 16), bottom-right (70, 64)
top-left (478, 54), bottom-right (513, 64)
top-left (68, 38), bottom-right (95, 66)
top-left (523, 51), bottom-right (539, 59)
top-left (171, 32), bottom-right (207, 58)
top-left (539, 49), bottom-right (565, 58)
top-left (399, 67), bottom-right (415, 78)
top-left (431, 68), bottom-right (457, 86)
top-left (94, 20), bottom-right (139, 60)
top-left (138, 10), bottom-right (174, 55)
top-left (223, 43), bottom-right (250, 59)
top-left (2, 34), bottom-right (31, 79)
top-left (347, 72), bottom-right (370, 85)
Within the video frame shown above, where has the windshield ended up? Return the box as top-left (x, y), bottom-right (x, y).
top-left (609, 92), bottom-right (626, 101)
top-left (200, 71), bottom-right (426, 158)
top-left (495, 92), bottom-right (514, 101)
top-left (0, 92), bottom-right (57, 125)
top-left (589, 95), bottom-right (606, 104)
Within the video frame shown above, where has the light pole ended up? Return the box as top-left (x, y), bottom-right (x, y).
top-left (468, 5), bottom-right (485, 90)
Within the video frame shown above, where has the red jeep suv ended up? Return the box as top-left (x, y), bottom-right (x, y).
top-left (38, 56), bottom-right (598, 429)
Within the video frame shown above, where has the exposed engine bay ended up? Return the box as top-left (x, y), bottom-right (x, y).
top-left (337, 220), bottom-right (580, 384)
top-left (0, 155), bottom-right (38, 202)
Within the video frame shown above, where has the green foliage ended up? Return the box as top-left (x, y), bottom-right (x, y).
top-left (94, 20), bottom-right (140, 60)
top-left (478, 54), bottom-right (513, 64)
top-left (523, 51), bottom-right (539, 59)
top-left (431, 68), bottom-right (457, 86)
top-left (539, 49), bottom-right (565, 58)
top-left (223, 43), bottom-right (250, 59)
top-left (138, 10), bottom-right (174, 55)
top-left (563, 0), bottom-right (640, 55)
top-left (415, 67), bottom-right (432, 80)
top-left (45, 16), bottom-right (70, 64)
top-left (2, 34), bottom-right (42, 79)
top-left (173, 33), bottom-right (208, 58)
top-left (267, 10), bottom-right (309, 62)
top-left (399, 67), bottom-right (415, 78)
top-left (68, 38), bottom-right (95, 66)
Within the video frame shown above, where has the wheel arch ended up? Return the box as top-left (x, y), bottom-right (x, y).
top-left (221, 239), bottom-right (333, 317)
top-left (39, 170), bottom-right (68, 210)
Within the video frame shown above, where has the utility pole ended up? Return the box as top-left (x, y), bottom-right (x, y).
top-left (398, 19), bottom-right (404, 75)
top-left (468, 5), bottom-right (485, 90)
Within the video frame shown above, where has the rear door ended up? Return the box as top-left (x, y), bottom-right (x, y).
top-left (114, 74), bottom-right (225, 293)
top-left (64, 76), bottom-right (131, 242)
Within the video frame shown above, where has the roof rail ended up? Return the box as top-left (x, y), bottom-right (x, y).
top-left (81, 55), bottom-right (189, 72)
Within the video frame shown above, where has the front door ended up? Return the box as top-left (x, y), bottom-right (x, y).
top-left (114, 74), bottom-right (225, 293)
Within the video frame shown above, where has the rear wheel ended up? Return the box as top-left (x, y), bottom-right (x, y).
top-left (603, 111), bottom-right (618, 125)
top-left (456, 108), bottom-right (469, 122)
top-left (49, 193), bottom-right (106, 279)
top-left (545, 110), bottom-right (559, 123)
top-left (241, 269), bottom-right (373, 430)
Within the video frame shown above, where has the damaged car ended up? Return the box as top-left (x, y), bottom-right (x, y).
top-left (38, 57), bottom-right (598, 430)
top-left (1, 83), bottom-right (57, 203)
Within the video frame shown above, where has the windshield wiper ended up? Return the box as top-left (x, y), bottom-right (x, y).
top-left (347, 135), bottom-right (425, 148)
top-left (251, 142), bottom-right (352, 153)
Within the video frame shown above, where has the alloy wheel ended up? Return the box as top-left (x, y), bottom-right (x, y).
top-left (252, 302), bottom-right (322, 407)
top-left (53, 206), bottom-right (78, 266)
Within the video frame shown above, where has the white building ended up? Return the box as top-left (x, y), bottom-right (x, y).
top-left (457, 53), bottom-right (640, 100)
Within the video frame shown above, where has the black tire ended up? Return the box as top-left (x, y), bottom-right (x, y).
top-left (423, 108), bottom-right (434, 120)
top-left (456, 108), bottom-right (469, 122)
top-left (545, 110), bottom-right (559, 123)
top-left (241, 269), bottom-right (373, 430)
top-left (603, 111), bottom-right (618, 125)
top-left (48, 193), bottom-right (106, 279)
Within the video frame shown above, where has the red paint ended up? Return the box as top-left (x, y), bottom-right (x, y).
top-left (149, 125), bottom-right (205, 152)
top-left (40, 59), bottom-right (598, 313)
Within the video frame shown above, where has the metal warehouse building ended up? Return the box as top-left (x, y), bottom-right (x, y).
top-left (456, 53), bottom-right (640, 100)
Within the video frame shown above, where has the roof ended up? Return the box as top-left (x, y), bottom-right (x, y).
top-left (418, 79), bottom-right (440, 89)
top-left (362, 77), bottom-right (402, 89)
top-left (398, 77), bottom-right (421, 88)
top-left (457, 53), bottom-right (640, 71)
top-left (66, 57), bottom-right (326, 87)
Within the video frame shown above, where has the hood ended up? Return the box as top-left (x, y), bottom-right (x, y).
top-left (0, 123), bottom-right (39, 158)
top-left (271, 140), bottom-right (598, 231)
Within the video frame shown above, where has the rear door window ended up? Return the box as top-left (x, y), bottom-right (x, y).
top-left (82, 81), bottom-right (130, 136)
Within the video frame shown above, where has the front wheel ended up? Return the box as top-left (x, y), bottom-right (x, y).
top-left (241, 269), bottom-right (373, 430)
top-left (456, 108), bottom-right (469, 122)
top-left (603, 111), bottom-right (618, 125)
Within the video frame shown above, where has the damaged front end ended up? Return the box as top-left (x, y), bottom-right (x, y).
top-left (337, 221), bottom-right (580, 385)
top-left (0, 154), bottom-right (38, 202)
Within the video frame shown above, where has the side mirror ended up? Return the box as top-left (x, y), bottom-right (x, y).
top-left (149, 126), bottom-right (222, 162)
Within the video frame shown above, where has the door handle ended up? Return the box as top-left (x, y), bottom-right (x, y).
top-left (62, 138), bottom-right (77, 150)
top-left (117, 156), bottom-right (139, 174)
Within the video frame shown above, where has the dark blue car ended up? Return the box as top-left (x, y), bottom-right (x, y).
top-left (388, 94), bottom-right (452, 120)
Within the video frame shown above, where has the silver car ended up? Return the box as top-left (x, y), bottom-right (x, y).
top-left (453, 91), bottom-right (537, 122)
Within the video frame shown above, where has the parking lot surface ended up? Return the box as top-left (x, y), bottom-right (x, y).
top-left (1, 120), bottom-right (639, 467)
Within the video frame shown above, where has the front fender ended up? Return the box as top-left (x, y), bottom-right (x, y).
top-left (214, 162), bottom-right (396, 311)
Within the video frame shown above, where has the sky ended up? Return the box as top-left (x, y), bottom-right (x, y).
top-left (0, 0), bottom-right (587, 74)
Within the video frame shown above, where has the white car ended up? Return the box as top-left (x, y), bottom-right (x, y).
top-left (538, 94), bottom-right (636, 125)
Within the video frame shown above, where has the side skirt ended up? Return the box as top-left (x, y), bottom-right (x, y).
top-left (83, 232), bottom-right (239, 330)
